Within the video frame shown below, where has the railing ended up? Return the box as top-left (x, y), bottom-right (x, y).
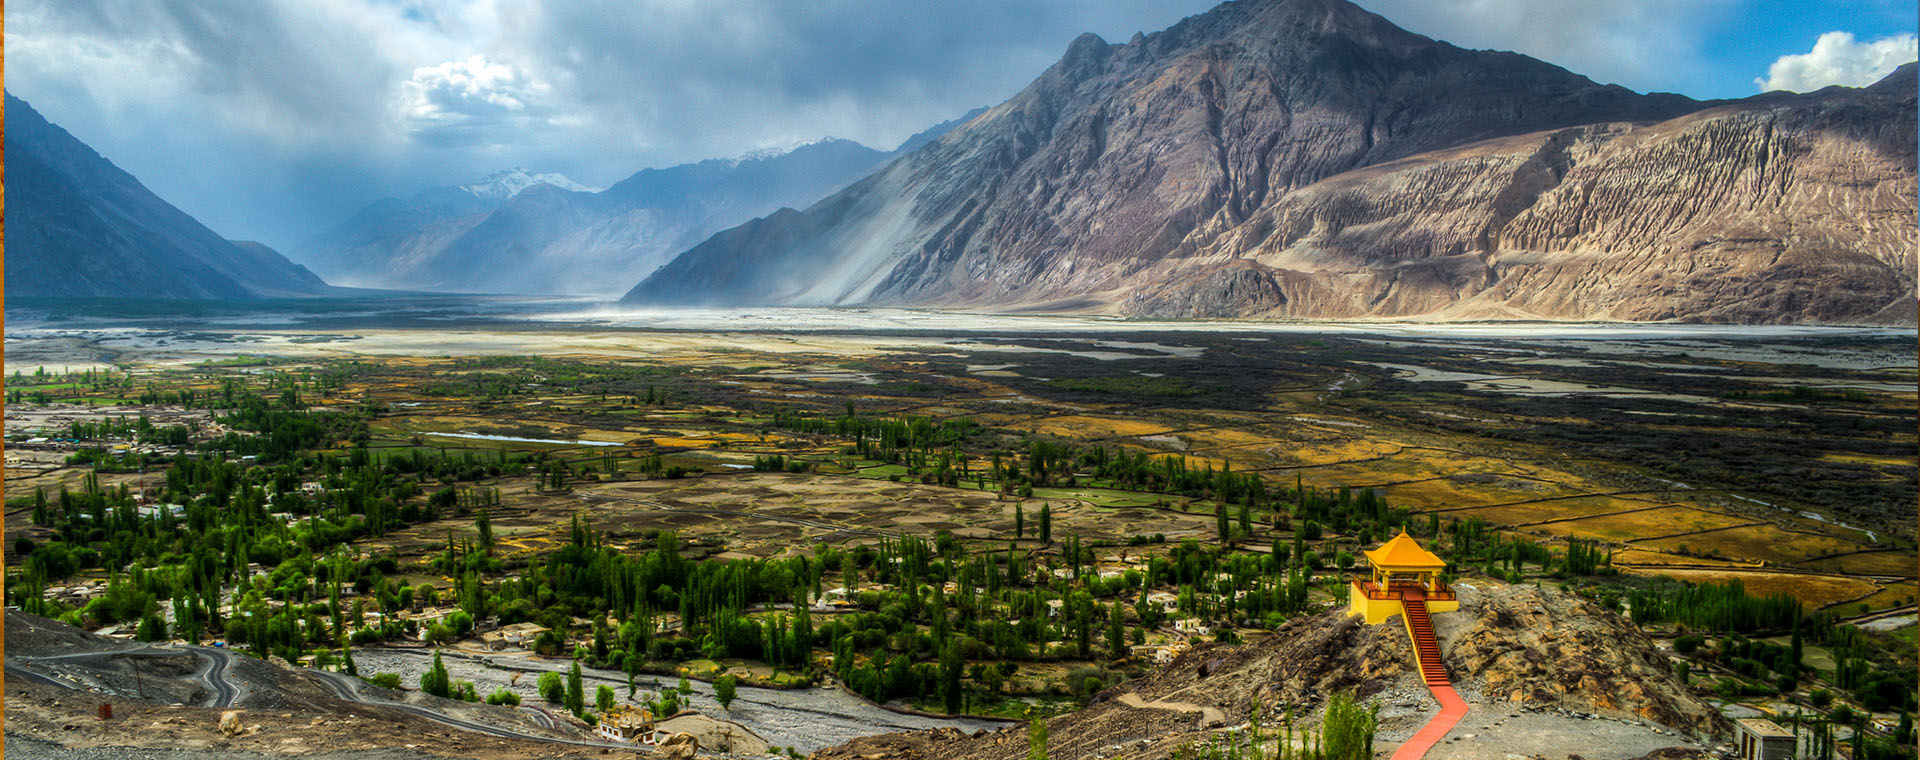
top-left (1354, 580), bottom-right (1456, 603)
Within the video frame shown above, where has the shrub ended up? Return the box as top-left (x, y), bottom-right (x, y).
top-left (366, 672), bottom-right (403, 690)
top-left (538, 671), bottom-right (565, 703)
top-left (1322, 691), bottom-right (1379, 760)
top-left (486, 688), bottom-right (521, 706)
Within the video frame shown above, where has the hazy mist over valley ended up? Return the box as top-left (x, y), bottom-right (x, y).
top-left (4, 2), bottom-right (1916, 760)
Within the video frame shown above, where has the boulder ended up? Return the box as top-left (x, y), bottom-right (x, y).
top-left (659, 732), bottom-right (698, 760)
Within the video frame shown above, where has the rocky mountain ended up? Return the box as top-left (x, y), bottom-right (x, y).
top-left (625, 0), bottom-right (1917, 325)
top-left (5, 94), bottom-right (332, 300)
top-left (458, 167), bottom-right (599, 200)
top-left (295, 111), bottom-right (981, 296)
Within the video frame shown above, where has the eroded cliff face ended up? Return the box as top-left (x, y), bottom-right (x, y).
top-left (626, 0), bottom-right (1916, 324)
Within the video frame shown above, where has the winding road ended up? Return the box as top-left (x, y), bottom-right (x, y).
top-left (6, 645), bottom-right (240, 708)
top-left (299, 667), bottom-right (628, 750)
top-left (8, 642), bottom-right (624, 750)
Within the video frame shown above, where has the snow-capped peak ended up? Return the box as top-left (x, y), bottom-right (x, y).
top-left (459, 168), bottom-right (599, 200)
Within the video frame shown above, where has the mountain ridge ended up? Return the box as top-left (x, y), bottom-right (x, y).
top-left (5, 94), bottom-right (333, 300)
top-left (624, 0), bottom-right (1916, 325)
top-left (294, 109), bottom-right (985, 296)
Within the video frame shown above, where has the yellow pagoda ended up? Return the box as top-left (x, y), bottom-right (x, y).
top-left (1348, 530), bottom-right (1457, 624)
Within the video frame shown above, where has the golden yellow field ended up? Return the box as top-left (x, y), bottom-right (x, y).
top-left (1620, 567), bottom-right (1883, 611)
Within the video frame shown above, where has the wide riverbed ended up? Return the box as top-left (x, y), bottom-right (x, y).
top-left (7, 298), bottom-right (1913, 372)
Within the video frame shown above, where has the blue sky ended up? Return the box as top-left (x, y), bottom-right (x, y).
top-left (7, 0), bottom-right (1914, 250)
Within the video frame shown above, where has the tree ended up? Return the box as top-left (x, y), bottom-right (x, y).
top-left (1027, 718), bottom-right (1049, 760)
top-left (565, 661), bottom-right (586, 717)
top-left (136, 610), bottom-right (168, 642)
top-left (421, 651), bottom-right (451, 698)
top-left (596, 684), bottom-right (616, 713)
top-left (1790, 616), bottom-right (1804, 672)
top-left (1321, 691), bottom-right (1378, 760)
top-left (714, 674), bottom-right (739, 710)
top-left (1038, 503), bottom-right (1052, 546)
top-left (475, 510), bottom-right (494, 555)
top-left (940, 640), bottom-right (964, 714)
top-left (1015, 502), bottom-right (1025, 539)
top-left (538, 671), bottom-right (565, 703)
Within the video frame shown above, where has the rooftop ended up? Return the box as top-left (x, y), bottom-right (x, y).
top-left (1364, 530), bottom-right (1446, 569)
top-left (1734, 718), bottom-right (1793, 738)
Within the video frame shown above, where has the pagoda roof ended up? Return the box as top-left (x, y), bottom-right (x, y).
top-left (1364, 530), bottom-right (1446, 569)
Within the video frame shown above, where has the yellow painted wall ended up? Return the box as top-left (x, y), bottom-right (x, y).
top-left (1347, 581), bottom-right (1458, 624)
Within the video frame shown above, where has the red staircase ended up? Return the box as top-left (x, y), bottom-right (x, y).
top-left (1389, 587), bottom-right (1468, 760)
top-left (1399, 589), bottom-right (1447, 687)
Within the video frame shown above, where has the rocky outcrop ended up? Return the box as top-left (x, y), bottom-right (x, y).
top-left (627, 0), bottom-right (1916, 324)
top-left (813, 583), bottom-right (1723, 760)
top-left (1446, 586), bottom-right (1725, 735)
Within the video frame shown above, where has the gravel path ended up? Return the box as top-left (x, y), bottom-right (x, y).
top-left (352, 646), bottom-right (1003, 754)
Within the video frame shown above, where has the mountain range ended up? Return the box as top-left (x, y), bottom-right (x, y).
top-left (292, 112), bottom-right (981, 296)
top-left (6, 94), bottom-right (332, 300)
top-left (625, 0), bottom-right (1917, 324)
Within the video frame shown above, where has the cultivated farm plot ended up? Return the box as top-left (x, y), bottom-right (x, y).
top-left (1372, 472), bottom-right (1593, 514)
top-left (564, 472), bottom-right (1218, 555)
top-left (1635, 524), bottom-right (1871, 567)
top-left (1433, 494), bottom-right (1661, 526)
top-left (1610, 549), bottom-right (1761, 569)
top-left (1618, 567), bottom-right (1883, 611)
top-left (1019, 415), bottom-right (1179, 440)
top-left (1849, 581), bottom-right (1917, 612)
top-left (1535, 506), bottom-right (1756, 544)
top-left (1800, 550), bottom-right (1919, 578)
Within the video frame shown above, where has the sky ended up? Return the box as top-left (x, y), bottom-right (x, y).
top-left (8, 0), bottom-right (1915, 251)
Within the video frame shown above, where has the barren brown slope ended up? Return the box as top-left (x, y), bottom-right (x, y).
top-left (625, 0), bottom-right (1916, 325)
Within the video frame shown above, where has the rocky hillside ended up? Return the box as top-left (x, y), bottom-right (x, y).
top-left (6, 94), bottom-right (333, 300)
top-left (625, 0), bottom-right (1916, 325)
top-left (296, 111), bottom-right (980, 296)
top-left (814, 583), bottom-right (1725, 760)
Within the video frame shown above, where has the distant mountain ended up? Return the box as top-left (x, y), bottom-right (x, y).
top-left (625, 0), bottom-right (1916, 325)
top-left (458, 168), bottom-right (599, 200)
top-left (5, 94), bottom-right (331, 300)
top-left (294, 110), bottom-right (981, 296)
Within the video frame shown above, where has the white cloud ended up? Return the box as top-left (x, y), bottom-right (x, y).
top-left (1357, 0), bottom-right (1720, 94)
top-left (1756, 31), bottom-right (1918, 92)
top-left (397, 54), bottom-right (550, 135)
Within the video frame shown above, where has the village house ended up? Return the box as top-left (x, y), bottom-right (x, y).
top-left (595, 705), bottom-right (666, 744)
top-left (1732, 718), bottom-right (1795, 760)
top-left (1172, 618), bottom-right (1212, 637)
top-left (1130, 639), bottom-right (1190, 665)
top-left (490, 621), bottom-right (550, 650)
